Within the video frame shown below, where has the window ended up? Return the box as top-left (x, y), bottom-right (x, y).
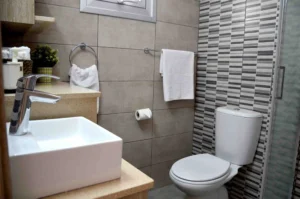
top-left (80, 0), bottom-right (156, 23)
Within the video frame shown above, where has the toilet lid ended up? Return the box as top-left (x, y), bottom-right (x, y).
top-left (171, 154), bottom-right (230, 182)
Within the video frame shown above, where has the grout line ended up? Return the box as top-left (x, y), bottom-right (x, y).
top-left (150, 157), bottom-right (181, 167)
top-left (156, 20), bottom-right (199, 29)
top-left (96, 14), bottom-right (100, 117)
top-left (97, 46), bottom-right (153, 51)
top-left (150, 15), bottom-right (158, 169)
top-left (23, 41), bottom-right (98, 48)
top-left (99, 107), bottom-right (193, 115)
top-left (96, 15), bottom-right (99, 71)
top-left (139, 166), bottom-right (151, 169)
top-left (35, 2), bottom-right (80, 10)
top-left (23, 41), bottom-right (156, 52)
top-left (137, 155), bottom-right (181, 170)
top-left (123, 132), bottom-right (193, 144)
top-left (99, 80), bottom-right (154, 82)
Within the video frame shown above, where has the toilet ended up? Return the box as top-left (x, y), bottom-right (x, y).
top-left (169, 106), bottom-right (263, 199)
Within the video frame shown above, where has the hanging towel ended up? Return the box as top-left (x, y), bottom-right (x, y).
top-left (160, 49), bottom-right (194, 102)
top-left (69, 64), bottom-right (100, 113)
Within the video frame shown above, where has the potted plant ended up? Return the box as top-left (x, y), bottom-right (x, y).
top-left (31, 45), bottom-right (59, 83)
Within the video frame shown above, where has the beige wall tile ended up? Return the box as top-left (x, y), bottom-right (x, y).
top-left (157, 0), bottom-right (199, 28)
top-left (99, 81), bottom-right (153, 114)
top-left (98, 113), bottom-right (153, 142)
top-left (151, 159), bottom-right (178, 188)
top-left (155, 22), bottom-right (198, 52)
top-left (152, 132), bottom-right (192, 164)
top-left (153, 82), bottom-right (194, 110)
top-left (153, 108), bottom-right (194, 137)
top-left (140, 166), bottom-right (152, 177)
top-left (98, 16), bottom-right (155, 49)
top-left (154, 55), bottom-right (162, 81)
top-left (5, 97), bottom-right (98, 123)
top-left (25, 43), bottom-right (97, 81)
top-left (35, 0), bottom-right (80, 8)
top-left (123, 140), bottom-right (152, 168)
top-left (12, 0), bottom-right (199, 178)
top-left (98, 48), bottom-right (154, 81)
top-left (24, 3), bottom-right (98, 45)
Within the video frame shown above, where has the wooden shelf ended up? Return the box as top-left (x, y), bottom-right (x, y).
top-left (2, 15), bottom-right (55, 33)
top-left (27, 15), bottom-right (56, 33)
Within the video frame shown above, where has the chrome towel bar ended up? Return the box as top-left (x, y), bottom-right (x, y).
top-left (69, 42), bottom-right (98, 67)
top-left (144, 48), bottom-right (198, 55)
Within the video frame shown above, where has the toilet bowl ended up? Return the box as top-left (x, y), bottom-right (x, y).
top-left (170, 154), bottom-right (240, 198)
top-left (169, 106), bottom-right (263, 199)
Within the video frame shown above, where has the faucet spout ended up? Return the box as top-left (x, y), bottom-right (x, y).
top-left (9, 74), bottom-right (61, 136)
top-left (28, 90), bottom-right (61, 104)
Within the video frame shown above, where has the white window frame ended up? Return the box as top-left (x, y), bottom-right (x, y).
top-left (80, 0), bottom-right (156, 23)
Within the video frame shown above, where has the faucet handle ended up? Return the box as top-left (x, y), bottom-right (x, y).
top-left (17, 74), bottom-right (60, 90)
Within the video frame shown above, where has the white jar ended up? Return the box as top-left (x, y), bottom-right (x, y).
top-left (3, 62), bottom-right (23, 90)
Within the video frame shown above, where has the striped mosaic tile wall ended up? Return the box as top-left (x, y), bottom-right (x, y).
top-left (293, 142), bottom-right (300, 198)
top-left (193, 0), bottom-right (280, 198)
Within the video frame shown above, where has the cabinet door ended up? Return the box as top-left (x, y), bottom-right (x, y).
top-left (0, 0), bottom-right (35, 25)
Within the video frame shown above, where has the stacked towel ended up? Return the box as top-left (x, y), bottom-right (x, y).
top-left (160, 49), bottom-right (194, 102)
top-left (69, 64), bottom-right (100, 113)
top-left (2, 46), bottom-right (31, 60)
top-left (2, 49), bottom-right (10, 59)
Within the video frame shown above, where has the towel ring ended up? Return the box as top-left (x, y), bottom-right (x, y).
top-left (69, 42), bottom-right (98, 67)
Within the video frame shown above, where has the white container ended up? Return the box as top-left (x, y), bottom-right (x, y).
top-left (215, 106), bottom-right (263, 165)
top-left (3, 62), bottom-right (23, 90)
top-left (8, 117), bottom-right (122, 199)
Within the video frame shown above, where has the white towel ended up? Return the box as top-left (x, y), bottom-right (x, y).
top-left (69, 64), bottom-right (100, 113)
top-left (160, 49), bottom-right (194, 102)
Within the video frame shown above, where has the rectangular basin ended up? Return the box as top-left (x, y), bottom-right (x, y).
top-left (7, 117), bottom-right (123, 199)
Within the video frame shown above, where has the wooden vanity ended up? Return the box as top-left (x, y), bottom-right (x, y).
top-left (43, 160), bottom-right (154, 199)
top-left (4, 81), bottom-right (154, 199)
top-left (4, 81), bottom-right (100, 123)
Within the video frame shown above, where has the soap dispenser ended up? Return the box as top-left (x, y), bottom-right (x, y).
top-left (3, 47), bottom-right (24, 93)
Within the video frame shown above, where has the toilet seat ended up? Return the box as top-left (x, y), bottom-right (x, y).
top-left (169, 155), bottom-right (241, 197)
top-left (170, 154), bottom-right (231, 184)
top-left (170, 168), bottom-right (230, 185)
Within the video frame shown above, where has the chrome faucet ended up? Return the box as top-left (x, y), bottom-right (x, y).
top-left (9, 74), bottom-right (61, 136)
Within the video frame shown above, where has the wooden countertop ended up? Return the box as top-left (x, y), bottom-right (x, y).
top-left (42, 159), bottom-right (154, 199)
top-left (5, 81), bottom-right (101, 101)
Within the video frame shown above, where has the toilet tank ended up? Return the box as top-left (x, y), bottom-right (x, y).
top-left (215, 106), bottom-right (263, 165)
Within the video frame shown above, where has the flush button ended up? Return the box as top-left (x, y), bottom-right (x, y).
top-left (233, 107), bottom-right (240, 111)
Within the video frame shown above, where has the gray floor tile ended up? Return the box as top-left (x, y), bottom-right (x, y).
top-left (149, 185), bottom-right (186, 199)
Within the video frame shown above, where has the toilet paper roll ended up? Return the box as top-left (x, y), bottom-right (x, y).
top-left (135, 108), bottom-right (152, 121)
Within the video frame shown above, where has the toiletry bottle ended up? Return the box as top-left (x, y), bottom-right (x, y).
top-left (3, 47), bottom-right (24, 93)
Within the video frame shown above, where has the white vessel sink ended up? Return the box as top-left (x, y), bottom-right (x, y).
top-left (7, 117), bottom-right (123, 199)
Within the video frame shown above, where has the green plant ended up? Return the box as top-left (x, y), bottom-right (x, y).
top-left (31, 45), bottom-right (59, 68)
